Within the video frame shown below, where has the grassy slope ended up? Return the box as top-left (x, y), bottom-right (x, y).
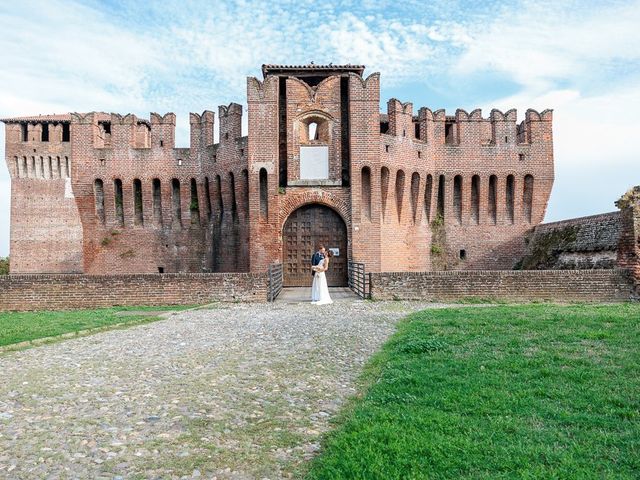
top-left (0, 306), bottom-right (192, 347)
top-left (306, 304), bottom-right (640, 479)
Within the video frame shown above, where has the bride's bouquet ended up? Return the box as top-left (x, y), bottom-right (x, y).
top-left (311, 265), bottom-right (322, 272)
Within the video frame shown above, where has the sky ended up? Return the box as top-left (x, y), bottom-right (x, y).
top-left (0, 0), bottom-right (639, 257)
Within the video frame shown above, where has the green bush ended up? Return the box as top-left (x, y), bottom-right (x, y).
top-left (0, 257), bottom-right (9, 275)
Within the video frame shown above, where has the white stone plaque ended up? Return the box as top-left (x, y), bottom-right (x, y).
top-left (300, 145), bottom-right (329, 180)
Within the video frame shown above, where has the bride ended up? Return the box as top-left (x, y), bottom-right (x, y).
top-left (311, 250), bottom-right (333, 305)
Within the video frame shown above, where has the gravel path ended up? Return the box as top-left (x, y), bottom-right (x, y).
top-left (0, 299), bottom-right (445, 479)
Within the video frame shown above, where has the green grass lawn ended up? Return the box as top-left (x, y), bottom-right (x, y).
top-left (0, 305), bottom-right (194, 347)
top-left (306, 304), bottom-right (640, 479)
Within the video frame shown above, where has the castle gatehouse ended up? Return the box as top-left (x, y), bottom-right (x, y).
top-left (2, 64), bottom-right (555, 286)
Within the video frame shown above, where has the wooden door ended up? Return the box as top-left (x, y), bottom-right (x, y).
top-left (283, 204), bottom-right (348, 287)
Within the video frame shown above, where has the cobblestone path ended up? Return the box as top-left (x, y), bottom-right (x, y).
top-left (0, 300), bottom-right (440, 479)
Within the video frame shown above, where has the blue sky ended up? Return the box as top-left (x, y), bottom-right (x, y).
top-left (1, 0), bottom-right (639, 257)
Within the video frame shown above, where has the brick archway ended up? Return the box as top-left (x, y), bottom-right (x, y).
top-left (279, 190), bottom-right (351, 227)
top-left (282, 204), bottom-right (348, 287)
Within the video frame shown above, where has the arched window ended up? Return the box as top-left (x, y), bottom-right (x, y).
top-left (259, 168), bottom-right (268, 220)
top-left (65, 157), bottom-right (71, 178)
top-left (381, 167), bottom-right (390, 220)
top-left (523, 175), bottom-right (534, 223)
top-left (229, 172), bottom-right (237, 220)
top-left (204, 177), bottom-right (212, 220)
top-left (506, 174), bottom-right (515, 224)
top-left (410, 172), bottom-right (420, 223)
top-left (301, 117), bottom-right (329, 143)
top-left (133, 179), bottom-right (143, 226)
top-left (190, 178), bottom-right (200, 225)
top-left (396, 170), bottom-right (406, 222)
top-left (172, 178), bottom-right (182, 228)
top-left (308, 121), bottom-right (318, 141)
top-left (215, 175), bottom-right (223, 224)
top-left (114, 179), bottom-right (124, 227)
top-left (152, 179), bottom-right (162, 225)
top-left (361, 167), bottom-right (371, 222)
top-left (300, 117), bottom-right (329, 180)
top-left (94, 179), bottom-right (105, 224)
top-left (488, 175), bottom-right (497, 225)
top-left (424, 174), bottom-right (433, 223)
top-left (242, 169), bottom-right (249, 216)
top-left (436, 174), bottom-right (445, 219)
top-left (453, 175), bottom-right (463, 225)
top-left (471, 175), bottom-right (480, 225)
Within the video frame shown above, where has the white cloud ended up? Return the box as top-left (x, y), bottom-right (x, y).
top-left (463, 1), bottom-right (640, 221)
top-left (456, 0), bottom-right (640, 92)
top-left (315, 14), bottom-right (470, 84)
top-left (0, 0), bottom-right (160, 115)
top-left (0, 0), bottom-right (163, 256)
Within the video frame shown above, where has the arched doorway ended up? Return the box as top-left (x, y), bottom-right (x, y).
top-left (283, 204), bottom-right (348, 287)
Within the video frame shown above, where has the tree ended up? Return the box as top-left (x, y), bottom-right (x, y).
top-left (0, 257), bottom-right (9, 275)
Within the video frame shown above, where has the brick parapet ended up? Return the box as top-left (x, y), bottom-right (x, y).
top-left (370, 269), bottom-right (635, 302)
top-left (0, 273), bottom-right (268, 311)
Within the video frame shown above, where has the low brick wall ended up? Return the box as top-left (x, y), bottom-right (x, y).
top-left (370, 269), bottom-right (635, 302)
top-left (0, 273), bottom-right (268, 311)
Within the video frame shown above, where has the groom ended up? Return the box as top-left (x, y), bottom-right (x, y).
top-left (311, 245), bottom-right (326, 276)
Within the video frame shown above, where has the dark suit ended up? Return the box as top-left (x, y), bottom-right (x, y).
top-left (311, 251), bottom-right (323, 276)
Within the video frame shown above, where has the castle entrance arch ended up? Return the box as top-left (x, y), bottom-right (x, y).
top-left (283, 204), bottom-right (348, 287)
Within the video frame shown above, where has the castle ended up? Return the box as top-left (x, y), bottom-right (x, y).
top-left (2, 64), bottom-right (554, 286)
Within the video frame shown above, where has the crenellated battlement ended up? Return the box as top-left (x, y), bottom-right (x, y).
top-left (41, 107), bottom-right (242, 156)
top-left (386, 104), bottom-right (553, 146)
top-left (247, 75), bottom-right (279, 102)
top-left (386, 99), bottom-right (414, 138)
top-left (1, 114), bottom-right (73, 180)
top-left (190, 110), bottom-right (215, 152)
top-left (218, 103), bottom-right (243, 144)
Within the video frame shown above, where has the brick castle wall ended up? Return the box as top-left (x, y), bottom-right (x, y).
top-left (376, 104), bottom-right (553, 272)
top-left (3, 65), bottom-right (554, 277)
top-left (70, 110), bottom-right (249, 275)
top-left (0, 273), bottom-right (267, 311)
top-left (370, 269), bottom-right (634, 302)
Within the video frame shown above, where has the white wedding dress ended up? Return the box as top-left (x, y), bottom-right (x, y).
top-left (311, 258), bottom-right (333, 305)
